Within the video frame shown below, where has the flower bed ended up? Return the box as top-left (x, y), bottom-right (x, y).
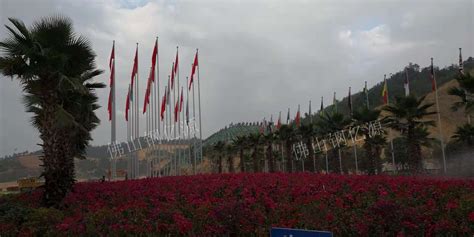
top-left (1, 173), bottom-right (473, 236)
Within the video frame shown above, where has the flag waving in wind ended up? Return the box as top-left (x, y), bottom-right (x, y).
top-left (430, 58), bottom-right (437, 92)
top-left (189, 50), bottom-right (199, 90)
top-left (295, 105), bottom-right (301, 127)
top-left (179, 87), bottom-right (184, 112)
top-left (143, 40), bottom-right (159, 113)
top-left (160, 87), bottom-right (167, 120)
top-left (125, 84), bottom-right (131, 121)
top-left (286, 108), bottom-right (290, 124)
top-left (382, 74), bottom-right (389, 104)
top-left (107, 42), bottom-right (115, 121)
top-left (320, 96), bottom-right (324, 114)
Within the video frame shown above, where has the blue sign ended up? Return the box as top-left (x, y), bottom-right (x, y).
top-left (270, 227), bottom-right (333, 237)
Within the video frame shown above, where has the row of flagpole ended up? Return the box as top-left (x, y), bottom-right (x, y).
top-left (259, 49), bottom-right (466, 174)
top-left (107, 38), bottom-right (203, 179)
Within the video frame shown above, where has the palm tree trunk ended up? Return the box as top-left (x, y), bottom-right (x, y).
top-left (285, 141), bottom-right (293, 173)
top-left (218, 155), bottom-right (223, 173)
top-left (239, 148), bottom-right (245, 173)
top-left (252, 146), bottom-right (259, 172)
top-left (305, 139), bottom-right (316, 172)
top-left (40, 102), bottom-right (73, 207)
top-left (228, 154), bottom-right (234, 173)
top-left (267, 143), bottom-right (275, 173)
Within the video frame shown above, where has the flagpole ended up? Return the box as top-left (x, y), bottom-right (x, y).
top-left (432, 58), bottom-right (447, 174)
top-left (348, 86), bottom-right (358, 174)
top-left (176, 46), bottom-right (181, 175)
top-left (192, 69), bottom-right (197, 172)
top-left (309, 100), bottom-right (312, 123)
top-left (385, 74), bottom-right (397, 174)
top-left (136, 43), bottom-right (140, 179)
top-left (196, 48), bottom-right (203, 164)
top-left (127, 84), bottom-right (131, 180)
top-left (156, 37), bottom-right (161, 177)
top-left (154, 37), bottom-right (159, 177)
top-left (186, 77), bottom-right (194, 174)
top-left (111, 40), bottom-right (116, 180)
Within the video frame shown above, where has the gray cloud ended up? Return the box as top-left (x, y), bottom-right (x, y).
top-left (0, 0), bottom-right (473, 156)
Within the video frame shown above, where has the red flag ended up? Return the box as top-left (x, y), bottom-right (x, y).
top-left (189, 51), bottom-right (198, 90)
top-left (160, 87), bottom-right (167, 120)
top-left (125, 84), bottom-right (131, 121)
top-left (143, 69), bottom-right (153, 114)
top-left (179, 87), bottom-right (184, 112)
top-left (130, 47), bottom-right (138, 88)
top-left (382, 75), bottom-right (388, 105)
top-left (430, 58), bottom-right (436, 92)
top-left (173, 50), bottom-right (179, 74)
top-left (170, 63), bottom-right (175, 89)
top-left (174, 99), bottom-right (179, 122)
top-left (107, 43), bottom-right (115, 121)
top-left (151, 40), bottom-right (158, 79)
top-left (295, 105), bottom-right (301, 127)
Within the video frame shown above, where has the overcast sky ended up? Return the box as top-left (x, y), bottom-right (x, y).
top-left (0, 0), bottom-right (473, 157)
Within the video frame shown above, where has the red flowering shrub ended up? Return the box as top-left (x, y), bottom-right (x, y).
top-left (1, 173), bottom-right (473, 236)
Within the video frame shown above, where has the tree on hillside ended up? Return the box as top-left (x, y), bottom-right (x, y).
top-left (449, 72), bottom-right (474, 115)
top-left (383, 95), bottom-right (436, 173)
top-left (352, 107), bottom-right (386, 175)
top-left (0, 17), bottom-right (104, 207)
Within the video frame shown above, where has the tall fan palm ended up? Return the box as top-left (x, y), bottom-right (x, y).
top-left (225, 142), bottom-right (236, 173)
top-left (383, 95), bottom-right (436, 173)
top-left (248, 133), bottom-right (262, 172)
top-left (352, 107), bottom-right (386, 175)
top-left (263, 132), bottom-right (277, 173)
top-left (452, 123), bottom-right (474, 146)
top-left (213, 141), bottom-right (226, 173)
top-left (448, 72), bottom-right (474, 114)
top-left (298, 123), bottom-right (316, 172)
top-left (316, 111), bottom-right (351, 174)
top-left (0, 17), bottom-right (104, 207)
top-left (278, 125), bottom-right (297, 173)
top-left (232, 135), bottom-right (248, 172)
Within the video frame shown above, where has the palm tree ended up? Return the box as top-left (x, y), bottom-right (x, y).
top-left (448, 72), bottom-right (474, 115)
top-left (452, 123), bottom-right (474, 146)
top-left (213, 141), bottom-right (225, 173)
top-left (383, 95), bottom-right (436, 173)
top-left (278, 125), bottom-right (297, 173)
top-left (0, 17), bottom-right (103, 207)
top-left (263, 132), bottom-right (278, 173)
top-left (316, 112), bottom-right (351, 174)
top-left (248, 133), bottom-right (262, 172)
top-left (232, 135), bottom-right (248, 172)
top-left (298, 123), bottom-right (317, 172)
top-left (352, 107), bottom-right (386, 175)
top-left (225, 142), bottom-right (236, 173)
